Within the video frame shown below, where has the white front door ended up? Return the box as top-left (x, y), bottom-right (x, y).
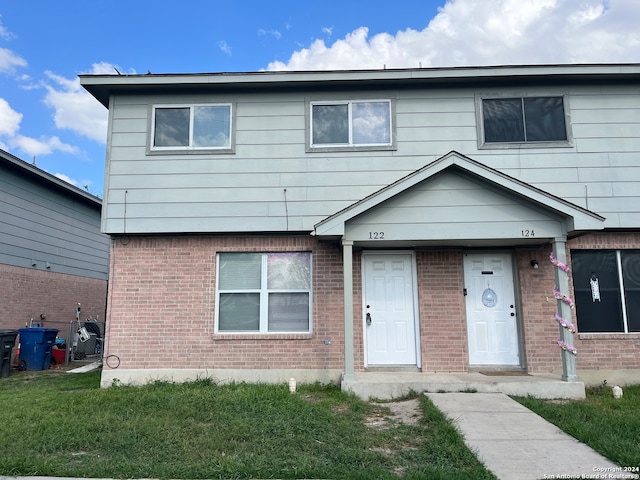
top-left (464, 252), bottom-right (520, 366)
top-left (363, 253), bottom-right (418, 365)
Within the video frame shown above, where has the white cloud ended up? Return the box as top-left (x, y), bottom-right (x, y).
top-left (267, 0), bottom-right (640, 70)
top-left (258, 29), bottom-right (282, 40)
top-left (0, 83), bottom-right (79, 158)
top-left (0, 47), bottom-right (27, 73)
top-left (11, 134), bottom-right (78, 157)
top-left (0, 62), bottom-right (111, 159)
top-left (0, 16), bottom-right (26, 73)
top-left (53, 172), bottom-right (80, 187)
top-left (322, 26), bottom-right (333, 36)
top-left (89, 61), bottom-right (125, 75)
top-left (42, 63), bottom-right (110, 144)
top-left (217, 41), bottom-right (232, 55)
top-left (0, 98), bottom-right (22, 136)
top-left (0, 15), bottom-right (15, 40)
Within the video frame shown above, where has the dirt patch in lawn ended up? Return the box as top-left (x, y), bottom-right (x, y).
top-left (366, 398), bottom-right (422, 429)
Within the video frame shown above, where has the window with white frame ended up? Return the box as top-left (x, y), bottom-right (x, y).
top-left (310, 100), bottom-right (392, 147)
top-left (481, 96), bottom-right (568, 145)
top-left (152, 104), bottom-right (232, 150)
top-left (571, 250), bottom-right (640, 333)
top-left (217, 252), bottom-right (312, 333)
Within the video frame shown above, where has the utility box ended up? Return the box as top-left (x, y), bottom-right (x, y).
top-left (18, 328), bottom-right (58, 371)
top-left (0, 330), bottom-right (18, 377)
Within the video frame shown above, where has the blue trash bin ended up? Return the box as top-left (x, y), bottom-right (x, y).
top-left (0, 330), bottom-right (18, 377)
top-left (18, 328), bottom-right (59, 371)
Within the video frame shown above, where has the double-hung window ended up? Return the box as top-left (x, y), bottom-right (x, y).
top-left (152, 104), bottom-right (232, 151)
top-left (310, 100), bottom-right (392, 148)
top-left (571, 250), bottom-right (640, 333)
top-left (217, 252), bottom-right (312, 333)
top-left (480, 96), bottom-right (568, 146)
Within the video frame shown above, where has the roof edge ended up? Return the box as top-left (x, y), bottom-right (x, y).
top-left (0, 149), bottom-right (102, 206)
top-left (80, 63), bottom-right (640, 108)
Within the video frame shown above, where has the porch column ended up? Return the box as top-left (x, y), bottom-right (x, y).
top-left (552, 237), bottom-right (578, 382)
top-left (342, 240), bottom-right (355, 382)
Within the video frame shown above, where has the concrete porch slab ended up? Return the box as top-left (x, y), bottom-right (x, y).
top-left (341, 372), bottom-right (585, 400)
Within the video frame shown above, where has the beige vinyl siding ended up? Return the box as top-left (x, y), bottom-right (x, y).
top-left (102, 83), bottom-right (640, 234)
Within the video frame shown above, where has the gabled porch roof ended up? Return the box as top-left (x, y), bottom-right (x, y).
top-left (313, 151), bottom-right (605, 245)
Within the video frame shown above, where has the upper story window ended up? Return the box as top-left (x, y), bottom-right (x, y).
top-left (310, 100), bottom-right (393, 150)
top-left (216, 252), bottom-right (312, 334)
top-left (151, 104), bottom-right (232, 151)
top-left (479, 96), bottom-right (570, 148)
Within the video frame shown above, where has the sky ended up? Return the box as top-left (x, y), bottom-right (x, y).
top-left (1, 0), bottom-right (639, 197)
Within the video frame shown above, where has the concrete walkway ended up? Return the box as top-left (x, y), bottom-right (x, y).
top-left (426, 392), bottom-right (639, 480)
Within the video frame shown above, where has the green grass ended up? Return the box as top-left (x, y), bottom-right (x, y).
top-left (0, 370), bottom-right (495, 479)
top-left (514, 383), bottom-right (640, 468)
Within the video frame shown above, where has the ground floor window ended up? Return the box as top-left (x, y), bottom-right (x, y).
top-left (216, 252), bottom-right (312, 333)
top-left (571, 249), bottom-right (640, 333)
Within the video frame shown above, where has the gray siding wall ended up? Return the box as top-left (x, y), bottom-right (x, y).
top-left (0, 164), bottom-right (110, 280)
top-left (103, 83), bottom-right (640, 233)
top-left (345, 171), bottom-right (565, 242)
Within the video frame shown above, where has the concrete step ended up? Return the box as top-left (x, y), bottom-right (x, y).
top-left (342, 372), bottom-right (585, 400)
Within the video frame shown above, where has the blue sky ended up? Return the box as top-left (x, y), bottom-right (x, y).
top-left (1, 0), bottom-right (639, 197)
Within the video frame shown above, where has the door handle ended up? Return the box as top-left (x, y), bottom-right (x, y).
top-left (510, 312), bottom-right (515, 317)
top-left (366, 312), bottom-right (372, 326)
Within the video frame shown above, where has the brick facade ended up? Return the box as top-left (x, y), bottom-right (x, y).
top-left (103, 232), bottom-right (639, 383)
top-left (517, 246), bottom-right (565, 373)
top-left (515, 235), bottom-right (640, 374)
top-left (104, 236), bottom-right (345, 373)
top-left (417, 251), bottom-right (468, 373)
top-left (0, 263), bottom-right (107, 331)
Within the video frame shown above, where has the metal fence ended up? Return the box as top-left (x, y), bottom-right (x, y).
top-left (26, 318), bottom-right (105, 366)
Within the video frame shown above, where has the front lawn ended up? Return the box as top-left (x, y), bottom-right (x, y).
top-left (0, 370), bottom-right (495, 479)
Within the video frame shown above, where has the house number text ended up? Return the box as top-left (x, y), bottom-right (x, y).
top-left (369, 231), bottom-right (385, 239)
top-left (521, 229), bottom-right (535, 237)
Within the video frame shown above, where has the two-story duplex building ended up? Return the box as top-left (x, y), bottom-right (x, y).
top-left (81, 64), bottom-right (640, 396)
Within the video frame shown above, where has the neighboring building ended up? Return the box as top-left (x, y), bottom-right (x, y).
top-left (0, 149), bottom-right (109, 332)
top-left (80, 64), bottom-right (640, 394)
